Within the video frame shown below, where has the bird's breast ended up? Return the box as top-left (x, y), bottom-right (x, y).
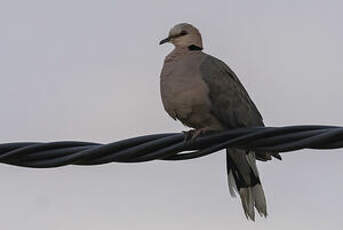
top-left (160, 66), bottom-right (211, 120)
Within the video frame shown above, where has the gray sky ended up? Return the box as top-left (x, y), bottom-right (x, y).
top-left (1, 0), bottom-right (343, 229)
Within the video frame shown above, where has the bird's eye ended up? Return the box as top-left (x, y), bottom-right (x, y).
top-left (180, 30), bottom-right (188, 36)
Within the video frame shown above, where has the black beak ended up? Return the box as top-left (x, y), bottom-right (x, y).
top-left (159, 37), bottom-right (170, 45)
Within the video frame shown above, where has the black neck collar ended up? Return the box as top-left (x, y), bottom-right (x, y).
top-left (188, 45), bottom-right (203, 51)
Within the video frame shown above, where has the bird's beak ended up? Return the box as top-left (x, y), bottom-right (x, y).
top-left (159, 37), bottom-right (170, 45)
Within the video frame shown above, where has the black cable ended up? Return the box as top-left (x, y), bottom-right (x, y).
top-left (1, 125), bottom-right (342, 168)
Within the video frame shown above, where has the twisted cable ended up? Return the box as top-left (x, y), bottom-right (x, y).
top-left (1, 125), bottom-right (342, 168)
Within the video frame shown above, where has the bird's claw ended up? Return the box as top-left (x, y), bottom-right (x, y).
top-left (183, 128), bottom-right (210, 142)
top-left (183, 129), bottom-right (195, 142)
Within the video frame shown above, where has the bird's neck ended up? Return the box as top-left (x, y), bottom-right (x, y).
top-left (165, 47), bottom-right (199, 63)
top-left (173, 46), bottom-right (191, 54)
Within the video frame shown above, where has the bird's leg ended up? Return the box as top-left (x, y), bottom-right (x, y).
top-left (183, 129), bottom-right (196, 142)
top-left (191, 127), bottom-right (210, 141)
top-left (183, 127), bottom-right (212, 142)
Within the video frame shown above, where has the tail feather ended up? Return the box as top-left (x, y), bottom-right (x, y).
top-left (226, 148), bottom-right (267, 220)
top-left (239, 187), bottom-right (255, 221)
top-left (252, 184), bottom-right (267, 217)
top-left (227, 169), bottom-right (238, 197)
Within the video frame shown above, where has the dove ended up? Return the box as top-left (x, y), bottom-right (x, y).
top-left (159, 23), bottom-right (280, 220)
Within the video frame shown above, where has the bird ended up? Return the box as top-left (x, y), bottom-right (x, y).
top-left (159, 23), bottom-right (280, 220)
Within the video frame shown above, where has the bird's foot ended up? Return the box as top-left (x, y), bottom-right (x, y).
top-left (183, 129), bottom-right (196, 142)
top-left (183, 127), bottom-right (211, 142)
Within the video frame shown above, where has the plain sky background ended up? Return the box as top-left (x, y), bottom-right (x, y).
top-left (1, 0), bottom-right (343, 229)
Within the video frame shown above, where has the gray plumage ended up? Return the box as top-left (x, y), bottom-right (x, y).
top-left (159, 23), bottom-right (277, 220)
top-left (200, 55), bottom-right (264, 128)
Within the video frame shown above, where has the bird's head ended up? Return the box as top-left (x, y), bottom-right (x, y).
top-left (159, 23), bottom-right (203, 50)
